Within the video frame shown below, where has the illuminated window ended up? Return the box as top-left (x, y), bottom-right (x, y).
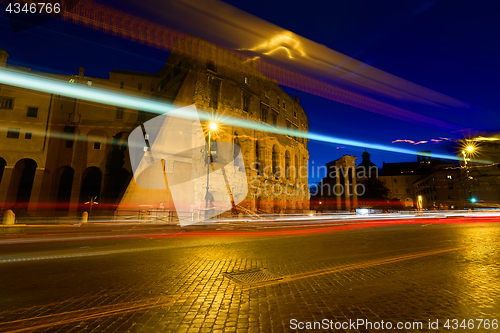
top-left (26, 107), bottom-right (38, 118)
top-left (244, 77), bottom-right (250, 84)
top-left (446, 175), bottom-right (453, 179)
top-left (7, 128), bottom-right (20, 139)
top-left (87, 80), bottom-right (92, 87)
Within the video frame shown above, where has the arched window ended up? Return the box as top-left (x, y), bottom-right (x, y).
top-left (272, 145), bottom-right (280, 180)
top-left (255, 140), bottom-right (261, 175)
top-left (285, 150), bottom-right (291, 179)
top-left (294, 155), bottom-right (299, 181)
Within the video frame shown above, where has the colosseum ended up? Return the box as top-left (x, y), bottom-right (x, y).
top-left (0, 37), bottom-right (310, 220)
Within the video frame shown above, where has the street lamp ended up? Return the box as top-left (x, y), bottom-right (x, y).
top-left (417, 195), bottom-right (423, 212)
top-left (205, 121), bottom-right (218, 217)
top-left (461, 140), bottom-right (478, 209)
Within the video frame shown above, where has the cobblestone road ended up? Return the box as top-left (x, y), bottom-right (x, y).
top-left (0, 221), bottom-right (499, 332)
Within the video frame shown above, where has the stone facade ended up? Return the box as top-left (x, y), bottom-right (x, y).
top-left (311, 155), bottom-right (358, 212)
top-left (118, 37), bottom-right (310, 216)
top-left (0, 36), bottom-right (310, 218)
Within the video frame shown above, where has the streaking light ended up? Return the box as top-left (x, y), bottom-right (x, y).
top-left (0, 68), bottom-right (490, 163)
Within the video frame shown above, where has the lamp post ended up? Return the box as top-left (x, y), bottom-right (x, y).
top-left (462, 145), bottom-right (475, 209)
top-left (417, 195), bottom-right (423, 212)
top-left (205, 122), bottom-right (218, 217)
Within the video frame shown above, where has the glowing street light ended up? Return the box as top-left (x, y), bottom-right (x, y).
top-left (466, 145), bottom-right (474, 153)
top-left (209, 122), bottom-right (218, 131)
top-left (470, 198), bottom-right (477, 203)
top-left (417, 195), bottom-right (423, 211)
top-left (204, 121), bottom-right (219, 216)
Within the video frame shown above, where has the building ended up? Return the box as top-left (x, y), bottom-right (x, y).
top-left (413, 170), bottom-right (461, 209)
top-left (380, 152), bottom-right (456, 209)
top-left (0, 36), bottom-right (310, 218)
top-left (311, 155), bottom-right (358, 212)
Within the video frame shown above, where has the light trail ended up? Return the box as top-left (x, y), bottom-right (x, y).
top-left (0, 69), bottom-right (487, 163)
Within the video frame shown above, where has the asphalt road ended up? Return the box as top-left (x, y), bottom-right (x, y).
top-left (0, 220), bottom-right (499, 332)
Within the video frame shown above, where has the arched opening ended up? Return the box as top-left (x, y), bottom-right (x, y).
top-left (56, 166), bottom-right (74, 212)
top-left (0, 157), bottom-right (6, 185)
top-left (285, 150), bottom-right (291, 179)
top-left (80, 167), bottom-right (102, 209)
top-left (104, 132), bottom-right (130, 205)
top-left (13, 159), bottom-right (37, 208)
top-left (272, 144), bottom-right (280, 180)
top-left (294, 155), bottom-right (299, 182)
top-left (255, 140), bottom-right (262, 175)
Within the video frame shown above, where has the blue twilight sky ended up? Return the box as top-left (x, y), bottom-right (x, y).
top-left (1, 0), bottom-right (499, 183)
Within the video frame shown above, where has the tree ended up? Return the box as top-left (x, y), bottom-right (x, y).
top-left (359, 178), bottom-right (390, 203)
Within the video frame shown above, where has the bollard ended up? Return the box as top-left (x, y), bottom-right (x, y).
top-left (81, 211), bottom-right (88, 223)
top-left (2, 210), bottom-right (15, 225)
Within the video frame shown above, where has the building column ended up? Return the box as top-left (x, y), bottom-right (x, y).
top-left (352, 167), bottom-right (358, 209)
top-left (344, 166), bottom-right (351, 211)
top-left (28, 168), bottom-right (51, 215)
top-left (69, 171), bottom-right (83, 215)
top-left (336, 170), bottom-right (341, 210)
top-left (0, 166), bottom-right (14, 209)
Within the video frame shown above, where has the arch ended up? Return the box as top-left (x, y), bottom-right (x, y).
top-left (294, 154), bottom-right (299, 181)
top-left (272, 144), bottom-right (280, 180)
top-left (10, 158), bottom-right (37, 209)
top-left (285, 150), bottom-right (291, 179)
top-left (104, 132), bottom-right (131, 204)
top-left (79, 167), bottom-right (102, 207)
top-left (56, 166), bottom-right (74, 212)
top-left (0, 157), bottom-right (6, 185)
top-left (255, 140), bottom-right (263, 175)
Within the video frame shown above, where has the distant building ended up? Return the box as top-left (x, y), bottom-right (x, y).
top-left (311, 155), bottom-right (358, 212)
top-left (380, 152), bottom-right (457, 209)
top-left (414, 170), bottom-right (461, 209)
top-left (356, 150), bottom-right (378, 179)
